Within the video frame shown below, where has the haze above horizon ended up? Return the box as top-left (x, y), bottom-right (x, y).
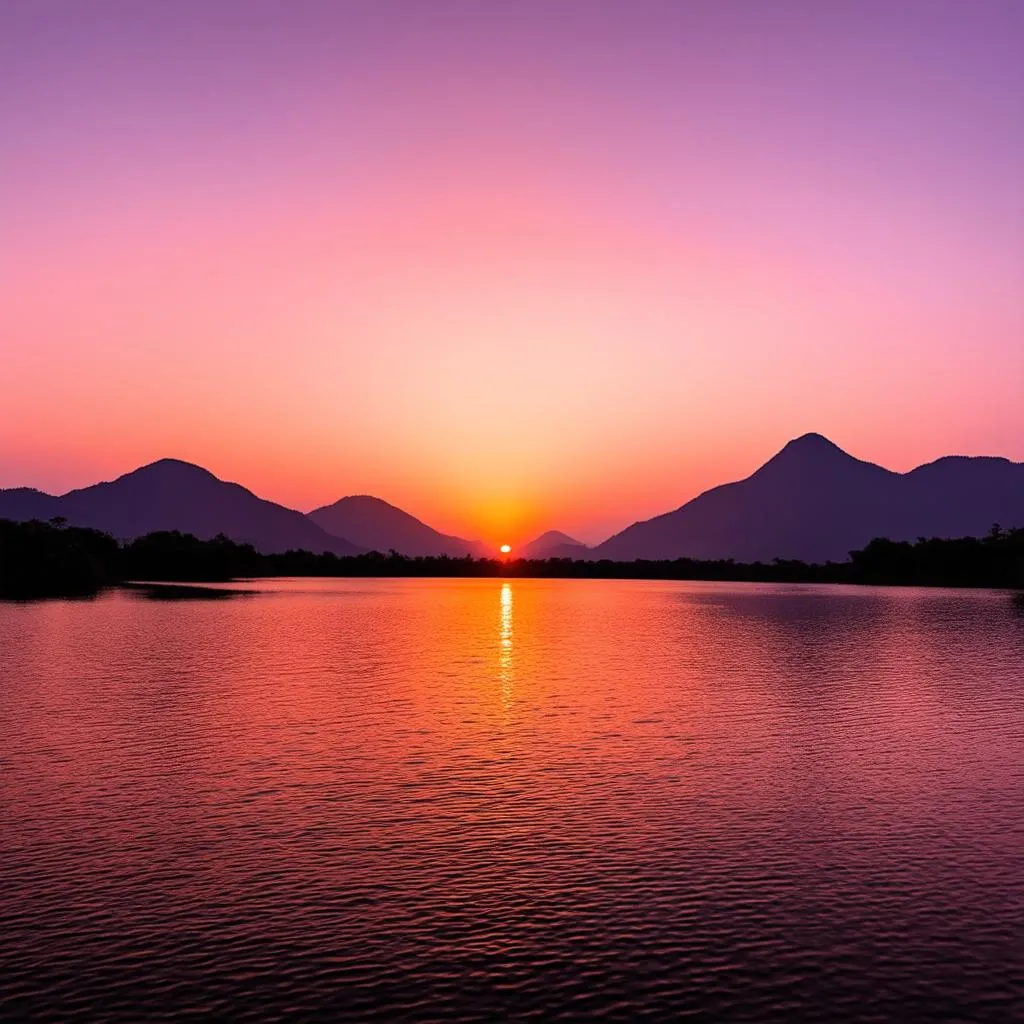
top-left (3, 1), bottom-right (1022, 545)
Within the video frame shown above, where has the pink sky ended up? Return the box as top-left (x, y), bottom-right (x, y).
top-left (2, 1), bottom-right (1022, 545)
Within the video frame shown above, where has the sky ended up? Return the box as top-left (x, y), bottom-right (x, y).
top-left (2, 0), bottom-right (1022, 545)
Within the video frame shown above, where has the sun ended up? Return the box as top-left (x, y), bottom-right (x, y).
top-left (499, 544), bottom-right (512, 554)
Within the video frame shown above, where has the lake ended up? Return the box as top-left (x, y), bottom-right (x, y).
top-left (2, 579), bottom-right (1022, 1021)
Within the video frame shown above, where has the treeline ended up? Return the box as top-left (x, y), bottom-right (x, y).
top-left (2, 518), bottom-right (1023, 599)
top-left (0, 519), bottom-right (121, 598)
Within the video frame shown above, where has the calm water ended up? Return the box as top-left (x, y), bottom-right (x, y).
top-left (2, 579), bottom-right (1022, 1021)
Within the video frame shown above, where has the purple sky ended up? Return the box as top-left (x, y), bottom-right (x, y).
top-left (2, 1), bottom-right (1022, 542)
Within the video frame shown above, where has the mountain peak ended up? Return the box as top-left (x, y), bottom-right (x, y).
top-left (111, 458), bottom-right (222, 486)
top-left (753, 432), bottom-right (877, 483)
top-left (135, 457), bottom-right (216, 475)
top-left (520, 529), bottom-right (588, 559)
top-left (531, 530), bottom-right (581, 545)
top-left (308, 493), bottom-right (479, 557)
top-left (760, 433), bottom-right (857, 467)
top-left (782, 432), bottom-right (845, 454)
top-left (324, 494), bottom-right (402, 512)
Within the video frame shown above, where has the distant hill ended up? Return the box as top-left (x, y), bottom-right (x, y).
top-left (0, 487), bottom-right (62, 522)
top-left (308, 495), bottom-right (484, 557)
top-left (592, 433), bottom-right (1024, 563)
top-left (520, 530), bottom-right (590, 560)
top-left (5, 437), bottom-right (1022, 566)
top-left (0, 459), bottom-right (361, 556)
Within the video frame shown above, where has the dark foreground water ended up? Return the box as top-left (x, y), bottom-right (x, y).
top-left (1, 579), bottom-right (1022, 1022)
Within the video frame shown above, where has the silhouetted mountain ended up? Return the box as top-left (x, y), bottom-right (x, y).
top-left (0, 487), bottom-right (62, 522)
top-left (592, 433), bottom-right (1024, 563)
top-left (0, 459), bottom-right (361, 555)
top-left (520, 530), bottom-right (590, 559)
top-left (308, 495), bottom-right (484, 557)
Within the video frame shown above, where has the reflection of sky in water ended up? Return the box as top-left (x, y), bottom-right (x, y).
top-left (2, 579), bottom-right (1023, 1020)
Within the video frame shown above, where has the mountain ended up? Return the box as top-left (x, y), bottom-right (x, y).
top-left (307, 495), bottom-right (484, 557)
top-left (520, 530), bottom-right (590, 559)
top-left (0, 459), bottom-right (361, 555)
top-left (592, 433), bottom-right (1024, 563)
top-left (5, 437), bottom-right (1022, 566)
top-left (0, 487), bottom-right (62, 522)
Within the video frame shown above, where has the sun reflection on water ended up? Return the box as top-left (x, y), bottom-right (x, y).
top-left (499, 582), bottom-right (513, 707)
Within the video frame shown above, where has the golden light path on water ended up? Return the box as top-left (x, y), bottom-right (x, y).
top-left (499, 582), bottom-right (514, 709)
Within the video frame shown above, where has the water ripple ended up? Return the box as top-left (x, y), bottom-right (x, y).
top-left (1, 579), bottom-right (1022, 1021)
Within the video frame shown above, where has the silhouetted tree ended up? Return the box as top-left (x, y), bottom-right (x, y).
top-left (0, 519), bottom-right (118, 598)
top-left (3, 519), bottom-right (1023, 598)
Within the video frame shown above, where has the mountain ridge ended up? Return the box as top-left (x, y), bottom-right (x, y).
top-left (592, 434), bottom-right (1024, 563)
top-left (0, 459), bottom-right (361, 556)
top-left (520, 530), bottom-right (590, 559)
top-left (308, 494), bottom-right (484, 557)
top-left (3, 435), bottom-right (1023, 564)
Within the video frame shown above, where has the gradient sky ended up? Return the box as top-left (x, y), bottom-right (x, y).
top-left (2, 1), bottom-right (1023, 545)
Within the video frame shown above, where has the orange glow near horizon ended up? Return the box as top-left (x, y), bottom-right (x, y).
top-left (2, 4), bottom-right (1023, 545)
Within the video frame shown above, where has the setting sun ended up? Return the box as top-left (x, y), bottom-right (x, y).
top-left (500, 544), bottom-right (512, 554)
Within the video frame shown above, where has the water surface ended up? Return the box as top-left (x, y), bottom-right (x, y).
top-left (2, 579), bottom-right (1022, 1021)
